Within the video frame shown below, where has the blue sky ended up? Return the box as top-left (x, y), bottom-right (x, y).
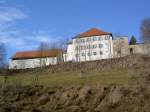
top-left (0, 0), bottom-right (150, 60)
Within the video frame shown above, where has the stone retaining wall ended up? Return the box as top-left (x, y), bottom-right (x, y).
top-left (8, 55), bottom-right (147, 75)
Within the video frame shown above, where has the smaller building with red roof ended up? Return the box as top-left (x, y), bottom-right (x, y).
top-left (9, 49), bottom-right (62, 69)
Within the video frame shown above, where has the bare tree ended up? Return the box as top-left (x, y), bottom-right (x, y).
top-left (34, 42), bottom-right (51, 86)
top-left (38, 42), bottom-right (49, 67)
top-left (0, 42), bottom-right (6, 68)
top-left (38, 40), bottom-right (65, 67)
top-left (140, 18), bottom-right (150, 43)
top-left (56, 38), bottom-right (68, 63)
top-left (0, 43), bottom-right (8, 86)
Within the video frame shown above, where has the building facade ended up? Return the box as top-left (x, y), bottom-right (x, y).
top-left (9, 49), bottom-right (61, 69)
top-left (113, 37), bottom-right (129, 58)
top-left (66, 28), bottom-right (114, 62)
top-left (113, 37), bottom-right (150, 57)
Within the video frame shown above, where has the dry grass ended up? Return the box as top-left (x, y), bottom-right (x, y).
top-left (0, 68), bottom-right (137, 87)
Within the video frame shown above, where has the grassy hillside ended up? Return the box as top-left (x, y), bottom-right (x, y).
top-left (0, 55), bottom-right (149, 112)
top-left (0, 68), bottom-right (149, 112)
top-left (1, 55), bottom-right (149, 87)
top-left (0, 68), bottom-right (139, 87)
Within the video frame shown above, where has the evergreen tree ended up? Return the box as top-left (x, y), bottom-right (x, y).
top-left (130, 36), bottom-right (137, 45)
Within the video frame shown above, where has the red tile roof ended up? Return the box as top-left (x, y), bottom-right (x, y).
top-left (73, 28), bottom-right (112, 38)
top-left (12, 49), bottom-right (61, 60)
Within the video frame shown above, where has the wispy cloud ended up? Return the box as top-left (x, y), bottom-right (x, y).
top-left (0, 30), bottom-right (58, 51)
top-left (0, 6), bottom-right (63, 59)
top-left (0, 6), bottom-right (27, 23)
top-left (0, 6), bottom-right (27, 31)
top-left (0, 6), bottom-right (29, 51)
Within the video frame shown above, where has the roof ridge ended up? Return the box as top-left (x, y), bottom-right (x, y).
top-left (73, 28), bottom-right (112, 39)
top-left (15, 48), bottom-right (59, 53)
top-left (12, 49), bottom-right (61, 59)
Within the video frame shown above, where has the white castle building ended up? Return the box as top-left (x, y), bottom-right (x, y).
top-left (9, 28), bottom-right (135, 69)
top-left (65, 28), bottom-right (114, 62)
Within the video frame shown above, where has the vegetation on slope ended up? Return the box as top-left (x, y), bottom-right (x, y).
top-left (0, 69), bottom-right (134, 87)
top-left (0, 55), bottom-right (149, 112)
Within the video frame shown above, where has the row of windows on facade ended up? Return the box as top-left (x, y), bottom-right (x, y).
top-left (75, 35), bottom-right (111, 43)
top-left (76, 51), bottom-right (104, 57)
top-left (75, 44), bottom-right (107, 50)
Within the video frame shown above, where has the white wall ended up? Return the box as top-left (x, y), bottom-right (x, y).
top-left (66, 35), bottom-right (113, 62)
top-left (129, 44), bottom-right (150, 55)
top-left (66, 44), bottom-right (76, 62)
top-left (113, 37), bottom-right (129, 57)
top-left (9, 57), bottom-right (58, 69)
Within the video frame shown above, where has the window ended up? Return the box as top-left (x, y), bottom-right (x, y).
top-left (75, 40), bottom-right (78, 43)
top-left (99, 44), bottom-right (103, 48)
top-left (98, 37), bottom-right (103, 41)
top-left (130, 48), bottom-right (133, 54)
top-left (76, 54), bottom-right (79, 57)
top-left (100, 51), bottom-right (103, 55)
top-left (82, 53), bottom-right (85, 56)
top-left (75, 46), bottom-right (79, 50)
top-left (76, 39), bottom-right (80, 43)
top-left (87, 45), bottom-right (90, 49)
top-left (90, 45), bottom-right (93, 49)
top-left (87, 53), bottom-right (91, 56)
top-left (93, 36), bottom-right (97, 41)
top-left (93, 45), bottom-right (97, 49)
top-left (105, 36), bottom-right (110, 40)
top-left (87, 45), bottom-right (92, 49)
top-left (117, 50), bottom-right (121, 54)
top-left (93, 52), bottom-right (97, 55)
top-left (80, 46), bottom-right (86, 50)
top-left (81, 39), bottom-right (85, 43)
top-left (87, 38), bottom-right (91, 42)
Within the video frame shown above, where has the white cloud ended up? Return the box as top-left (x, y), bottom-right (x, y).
top-left (0, 6), bottom-right (27, 23)
top-left (0, 6), bottom-right (57, 50)
top-left (0, 6), bottom-right (31, 52)
top-left (0, 29), bottom-right (60, 52)
top-left (0, 6), bottom-right (63, 58)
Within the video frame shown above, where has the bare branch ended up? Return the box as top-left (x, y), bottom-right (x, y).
top-left (140, 18), bottom-right (150, 43)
